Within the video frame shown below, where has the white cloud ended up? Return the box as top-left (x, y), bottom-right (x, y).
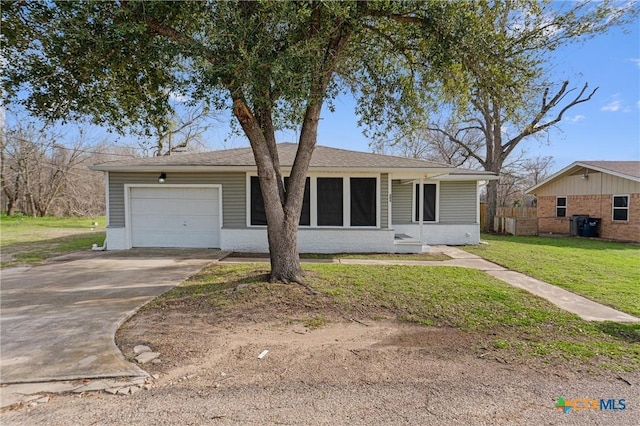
top-left (632, 58), bottom-right (640, 69)
top-left (601, 100), bottom-right (621, 112)
top-left (169, 91), bottom-right (189, 103)
top-left (568, 114), bottom-right (585, 123)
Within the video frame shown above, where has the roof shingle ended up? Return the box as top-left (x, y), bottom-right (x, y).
top-left (93, 142), bottom-right (457, 170)
top-left (579, 161), bottom-right (640, 179)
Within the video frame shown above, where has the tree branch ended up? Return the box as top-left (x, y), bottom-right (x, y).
top-left (502, 82), bottom-right (597, 157)
top-left (426, 125), bottom-right (485, 166)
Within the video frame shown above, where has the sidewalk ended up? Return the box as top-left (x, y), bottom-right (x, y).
top-left (220, 246), bottom-right (640, 323)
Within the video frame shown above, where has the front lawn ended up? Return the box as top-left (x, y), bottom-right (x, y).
top-left (0, 214), bottom-right (106, 267)
top-left (151, 263), bottom-right (640, 372)
top-left (464, 234), bottom-right (640, 317)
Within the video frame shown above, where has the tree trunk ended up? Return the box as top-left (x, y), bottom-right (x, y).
top-left (231, 96), bottom-right (307, 284)
top-left (6, 200), bottom-right (15, 216)
top-left (485, 179), bottom-right (498, 232)
top-left (267, 214), bottom-right (303, 282)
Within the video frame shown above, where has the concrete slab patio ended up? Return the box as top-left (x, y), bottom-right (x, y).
top-left (0, 250), bottom-right (220, 385)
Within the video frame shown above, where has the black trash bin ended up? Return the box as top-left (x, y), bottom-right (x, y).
top-left (585, 218), bottom-right (601, 238)
top-left (570, 215), bottom-right (589, 237)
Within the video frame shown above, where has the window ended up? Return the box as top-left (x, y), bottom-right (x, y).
top-left (250, 176), bottom-right (310, 226)
top-left (250, 176), bottom-right (267, 225)
top-left (556, 197), bottom-right (567, 218)
top-left (613, 195), bottom-right (629, 221)
top-left (317, 178), bottom-right (343, 226)
top-left (350, 178), bottom-right (377, 226)
top-left (414, 183), bottom-right (437, 222)
top-left (284, 177), bottom-right (311, 226)
top-left (250, 175), bottom-right (378, 228)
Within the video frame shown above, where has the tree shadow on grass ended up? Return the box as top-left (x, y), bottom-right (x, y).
top-left (480, 233), bottom-right (639, 253)
top-left (595, 322), bottom-right (640, 344)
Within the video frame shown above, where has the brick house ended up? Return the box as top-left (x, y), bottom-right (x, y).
top-left (526, 161), bottom-right (640, 242)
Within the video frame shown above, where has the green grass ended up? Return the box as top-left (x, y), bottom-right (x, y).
top-left (0, 214), bottom-right (106, 267)
top-left (464, 234), bottom-right (640, 317)
top-left (153, 263), bottom-right (640, 372)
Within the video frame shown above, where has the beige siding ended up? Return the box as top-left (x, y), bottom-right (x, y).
top-left (108, 172), bottom-right (246, 228)
top-left (380, 174), bottom-right (388, 228)
top-left (439, 181), bottom-right (477, 223)
top-left (391, 180), bottom-right (414, 224)
top-left (534, 172), bottom-right (640, 196)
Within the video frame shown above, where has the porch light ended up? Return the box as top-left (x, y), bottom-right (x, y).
top-left (158, 172), bottom-right (167, 183)
top-left (581, 168), bottom-right (589, 180)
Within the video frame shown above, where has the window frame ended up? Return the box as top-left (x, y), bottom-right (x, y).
top-left (246, 173), bottom-right (380, 229)
top-left (612, 194), bottom-right (629, 222)
top-left (556, 196), bottom-right (567, 218)
top-left (411, 181), bottom-right (439, 223)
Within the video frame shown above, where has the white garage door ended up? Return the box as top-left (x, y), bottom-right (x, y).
top-left (130, 186), bottom-right (220, 248)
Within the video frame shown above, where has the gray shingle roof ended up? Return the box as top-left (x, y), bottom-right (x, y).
top-left (92, 142), bottom-right (459, 170)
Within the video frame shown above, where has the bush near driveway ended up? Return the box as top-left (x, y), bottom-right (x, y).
top-left (464, 234), bottom-right (640, 318)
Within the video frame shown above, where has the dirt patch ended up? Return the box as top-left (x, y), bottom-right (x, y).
top-left (117, 313), bottom-right (485, 385)
top-left (4, 313), bottom-right (639, 425)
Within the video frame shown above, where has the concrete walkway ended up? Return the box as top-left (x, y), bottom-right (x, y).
top-left (221, 246), bottom-right (640, 323)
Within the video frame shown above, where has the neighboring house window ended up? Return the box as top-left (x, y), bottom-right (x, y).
top-left (251, 176), bottom-right (311, 226)
top-left (414, 183), bottom-right (437, 222)
top-left (350, 178), bottom-right (377, 226)
top-left (612, 195), bottom-right (629, 221)
top-left (317, 177), bottom-right (344, 226)
top-left (556, 197), bottom-right (567, 217)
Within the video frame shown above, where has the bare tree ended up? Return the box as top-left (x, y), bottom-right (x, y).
top-left (373, 118), bottom-right (484, 168)
top-left (0, 118), bottom-right (135, 217)
top-left (488, 154), bottom-right (554, 208)
top-left (137, 103), bottom-right (214, 157)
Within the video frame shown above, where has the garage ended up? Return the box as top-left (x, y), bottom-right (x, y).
top-left (129, 186), bottom-right (221, 248)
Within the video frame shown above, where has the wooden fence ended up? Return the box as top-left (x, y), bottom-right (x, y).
top-left (496, 206), bottom-right (537, 218)
top-left (480, 203), bottom-right (538, 235)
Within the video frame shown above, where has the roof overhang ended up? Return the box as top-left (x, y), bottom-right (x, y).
top-left (526, 161), bottom-right (640, 195)
top-left (436, 173), bottom-right (500, 181)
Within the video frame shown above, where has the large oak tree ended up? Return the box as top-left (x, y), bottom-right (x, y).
top-left (3, 1), bottom-right (539, 282)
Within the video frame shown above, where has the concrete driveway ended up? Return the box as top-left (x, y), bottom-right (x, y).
top-left (0, 251), bottom-right (219, 384)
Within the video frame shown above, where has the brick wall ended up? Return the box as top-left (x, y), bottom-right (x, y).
top-left (536, 194), bottom-right (640, 242)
